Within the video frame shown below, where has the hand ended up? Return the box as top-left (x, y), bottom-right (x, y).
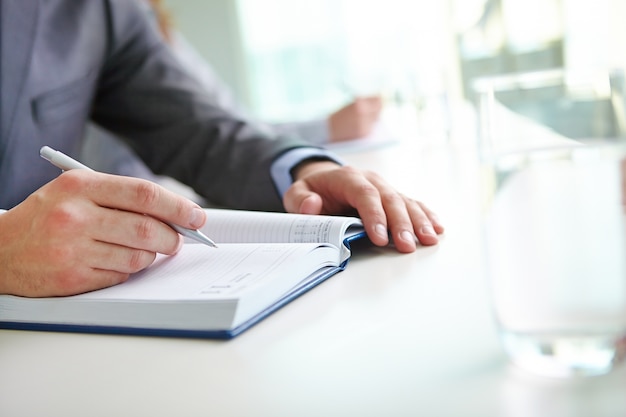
top-left (284, 161), bottom-right (444, 252)
top-left (328, 96), bottom-right (383, 142)
top-left (0, 170), bottom-right (207, 297)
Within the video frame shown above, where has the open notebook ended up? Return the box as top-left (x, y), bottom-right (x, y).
top-left (0, 209), bottom-right (366, 339)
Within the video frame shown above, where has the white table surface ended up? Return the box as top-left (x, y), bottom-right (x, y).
top-left (2, 116), bottom-right (625, 417)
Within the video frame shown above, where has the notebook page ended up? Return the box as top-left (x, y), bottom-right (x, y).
top-left (198, 209), bottom-right (363, 249)
top-left (70, 243), bottom-right (328, 301)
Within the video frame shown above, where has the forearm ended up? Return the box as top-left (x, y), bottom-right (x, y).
top-left (91, 27), bottom-right (313, 211)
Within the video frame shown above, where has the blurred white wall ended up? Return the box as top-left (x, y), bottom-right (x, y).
top-left (163, 0), bottom-right (461, 122)
top-left (163, 0), bottom-right (251, 105)
top-left (163, 0), bottom-right (626, 123)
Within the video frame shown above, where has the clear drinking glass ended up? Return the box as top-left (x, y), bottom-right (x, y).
top-left (476, 68), bottom-right (626, 377)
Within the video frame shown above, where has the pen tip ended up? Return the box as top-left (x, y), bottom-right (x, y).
top-left (195, 231), bottom-right (218, 248)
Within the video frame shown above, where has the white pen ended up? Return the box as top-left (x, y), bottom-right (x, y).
top-left (40, 146), bottom-right (218, 248)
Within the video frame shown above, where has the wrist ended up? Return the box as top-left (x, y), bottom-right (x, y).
top-left (271, 147), bottom-right (344, 197)
top-left (291, 159), bottom-right (340, 181)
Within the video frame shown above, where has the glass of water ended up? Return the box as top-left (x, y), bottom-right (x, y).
top-left (477, 69), bottom-right (626, 377)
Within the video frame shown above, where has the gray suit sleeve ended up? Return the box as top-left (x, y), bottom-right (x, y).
top-left (90, 0), bottom-right (313, 211)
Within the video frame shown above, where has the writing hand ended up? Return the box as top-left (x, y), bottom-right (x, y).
top-left (0, 170), bottom-right (207, 297)
top-left (283, 160), bottom-right (444, 253)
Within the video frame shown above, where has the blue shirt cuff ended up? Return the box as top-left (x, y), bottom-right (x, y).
top-left (270, 148), bottom-right (343, 197)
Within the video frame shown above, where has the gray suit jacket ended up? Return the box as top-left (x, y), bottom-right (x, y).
top-left (0, 0), bottom-right (313, 210)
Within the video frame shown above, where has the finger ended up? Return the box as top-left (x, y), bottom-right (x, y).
top-left (334, 168), bottom-right (390, 247)
top-left (42, 268), bottom-right (132, 297)
top-left (418, 202), bottom-right (445, 235)
top-left (88, 240), bottom-right (158, 274)
top-left (37, 241), bottom-right (160, 296)
top-left (39, 244), bottom-right (148, 296)
top-left (91, 207), bottom-right (184, 254)
top-left (298, 194), bottom-right (324, 215)
top-left (366, 174), bottom-right (441, 250)
top-left (365, 175), bottom-right (419, 252)
top-left (64, 171), bottom-right (206, 230)
top-left (283, 182), bottom-right (324, 214)
top-left (405, 199), bottom-right (440, 247)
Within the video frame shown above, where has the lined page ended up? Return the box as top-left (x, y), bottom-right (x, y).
top-left (70, 243), bottom-right (330, 301)
top-left (197, 209), bottom-right (363, 248)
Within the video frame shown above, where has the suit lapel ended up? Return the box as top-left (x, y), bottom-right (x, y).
top-left (1, 0), bottom-right (40, 142)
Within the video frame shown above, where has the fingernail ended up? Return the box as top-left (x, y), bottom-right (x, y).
top-left (401, 230), bottom-right (417, 245)
top-left (421, 225), bottom-right (436, 236)
top-left (189, 208), bottom-right (205, 229)
top-left (174, 235), bottom-right (184, 254)
top-left (375, 224), bottom-right (388, 238)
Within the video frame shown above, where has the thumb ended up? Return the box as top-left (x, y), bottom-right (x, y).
top-left (283, 186), bottom-right (324, 214)
top-left (298, 194), bottom-right (323, 214)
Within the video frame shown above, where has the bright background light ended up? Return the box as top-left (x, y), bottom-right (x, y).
top-left (165, 0), bottom-right (626, 124)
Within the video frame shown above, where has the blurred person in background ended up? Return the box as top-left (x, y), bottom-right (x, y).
top-left (82, 0), bottom-right (383, 181)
